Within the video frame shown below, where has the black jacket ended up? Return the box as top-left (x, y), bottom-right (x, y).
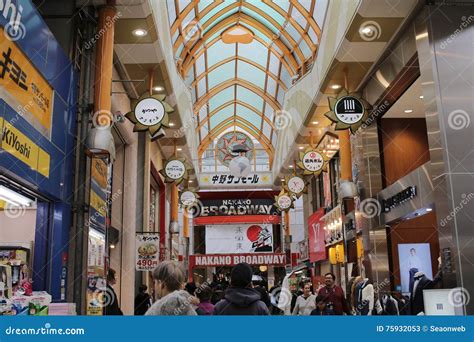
top-left (134, 292), bottom-right (151, 315)
top-left (410, 272), bottom-right (442, 315)
top-left (103, 285), bottom-right (123, 315)
top-left (213, 287), bottom-right (269, 315)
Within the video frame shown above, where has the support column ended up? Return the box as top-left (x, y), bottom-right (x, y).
top-left (415, 5), bottom-right (474, 314)
top-left (338, 130), bottom-right (352, 182)
top-left (93, 5), bottom-right (116, 123)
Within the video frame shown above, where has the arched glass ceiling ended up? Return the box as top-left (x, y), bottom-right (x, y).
top-left (166, 0), bottom-right (328, 162)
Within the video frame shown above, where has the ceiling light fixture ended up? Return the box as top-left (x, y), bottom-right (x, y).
top-left (312, 121), bottom-right (319, 125)
top-left (177, 147), bottom-right (183, 151)
top-left (153, 86), bottom-right (164, 92)
top-left (331, 84), bottom-right (342, 90)
top-left (361, 27), bottom-right (372, 34)
top-left (0, 185), bottom-right (33, 207)
top-left (289, 165), bottom-right (293, 168)
top-left (419, 95), bottom-right (424, 99)
top-left (404, 109), bottom-right (413, 113)
top-left (426, 208), bottom-right (433, 212)
top-left (298, 146), bottom-right (304, 150)
top-left (169, 122), bottom-right (175, 127)
top-left (132, 28), bottom-right (147, 37)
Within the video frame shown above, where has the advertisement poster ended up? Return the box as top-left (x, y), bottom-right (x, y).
top-left (297, 240), bottom-right (309, 264)
top-left (308, 208), bottom-right (326, 262)
top-left (135, 233), bottom-right (160, 271)
top-left (398, 243), bottom-right (433, 294)
top-left (206, 224), bottom-right (273, 254)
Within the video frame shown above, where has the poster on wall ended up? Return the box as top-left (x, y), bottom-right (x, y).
top-left (135, 233), bottom-right (160, 271)
top-left (86, 229), bottom-right (106, 316)
top-left (206, 224), bottom-right (273, 254)
top-left (398, 243), bottom-right (433, 294)
top-left (308, 209), bottom-right (326, 263)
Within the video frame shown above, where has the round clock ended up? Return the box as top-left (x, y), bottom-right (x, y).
top-left (302, 150), bottom-right (324, 172)
top-left (277, 195), bottom-right (292, 210)
top-left (165, 160), bottom-right (186, 180)
top-left (288, 176), bottom-right (305, 194)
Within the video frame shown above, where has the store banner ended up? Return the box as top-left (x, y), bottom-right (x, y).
top-left (0, 26), bottom-right (54, 139)
top-left (206, 224), bottom-right (273, 254)
top-left (0, 117), bottom-right (50, 177)
top-left (199, 172), bottom-right (273, 188)
top-left (190, 253), bottom-right (285, 268)
top-left (198, 198), bottom-right (277, 217)
top-left (88, 158), bottom-right (108, 231)
top-left (308, 208), bottom-right (326, 262)
top-left (297, 240), bottom-right (309, 264)
top-left (135, 233), bottom-right (160, 271)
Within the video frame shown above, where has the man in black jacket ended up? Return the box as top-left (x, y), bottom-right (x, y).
top-left (214, 263), bottom-right (269, 315)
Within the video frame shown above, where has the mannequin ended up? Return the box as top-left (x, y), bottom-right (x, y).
top-left (354, 278), bottom-right (374, 315)
top-left (380, 293), bottom-right (399, 315)
top-left (410, 270), bottom-right (442, 315)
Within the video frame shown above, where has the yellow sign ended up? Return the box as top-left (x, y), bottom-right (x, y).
top-left (90, 190), bottom-right (106, 217)
top-left (0, 26), bottom-right (54, 138)
top-left (91, 158), bottom-right (108, 189)
top-left (0, 117), bottom-right (50, 177)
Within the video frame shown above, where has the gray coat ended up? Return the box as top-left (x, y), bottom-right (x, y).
top-left (145, 290), bottom-right (197, 316)
top-left (213, 287), bottom-right (269, 315)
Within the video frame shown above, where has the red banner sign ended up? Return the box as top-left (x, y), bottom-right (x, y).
top-left (308, 208), bottom-right (326, 262)
top-left (189, 253), bottom-right (286, 268)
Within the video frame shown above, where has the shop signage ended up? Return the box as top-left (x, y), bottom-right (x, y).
top-left (88, 158), bottom-right (109, 231)
top-left (324, 89), bottom-right (371, 134)
top-left (206, 224), bottom-right (274, 254)
top-left (284, 175), bottom-right (307, 198)
top-left (0, 27), bottom-right (54, 139)
top-left (125, 94), bottom-right (173, 137)
top-left (190, 253), bottom-right (286, 267)
top-left (381, 186), bottom-right (417, 213)
top-left (180, 190), bottom-right (199, 207)
top-left (308, 208), bottom-right (326, 263)
top-left (198, 199), bottom-right (277, 216)
top-left (199, 172), bottom-right (271, 188)
top-left (135, 233), bottom-right (160, 271)
top-left (274, 191), bottom-right (294, 212)
top-left (0, 117), bottom-right (50, 177)
top-left (159, 157), bottom-right (189, 184)
top-left (297, 147), bottom-right (329, 176)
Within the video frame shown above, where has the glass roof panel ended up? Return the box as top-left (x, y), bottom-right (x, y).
top-left (167, 0), bottom-right (325, 156)
top-left (237, 60), bottom-right (266, 90)
top-left (210, 105), bottom-right (234, 129)
top-left (208, 61), bottom-right (236, 89)
top-left (207, 41), bottom-right (235, 67)
top-left (208, 86), bottom-right (234, 112)
top-left (236, 104), bottom-right (263, 129)
top-left (237, 41), bottom-right (268, 68)
top-left (236, 86), bottom-right (264, 112)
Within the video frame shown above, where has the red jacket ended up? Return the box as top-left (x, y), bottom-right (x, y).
top-left (317, 286), bottom-right (350, 315)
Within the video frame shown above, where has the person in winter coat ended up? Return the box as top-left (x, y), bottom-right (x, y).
top-left (292, 282), bottom-right (316, 315)
top-left (213, 263), bottom-right (269, 315)
top-left (103, 268), bottom-right (123, 315)
top-left (134, 284), bottom-right (151, 315)
top-left (145, 261), bottom-right (196, 316)
top-left (195, 283), bottom-right (214, 315)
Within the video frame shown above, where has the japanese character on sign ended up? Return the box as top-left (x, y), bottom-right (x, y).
top-left (0, 48), bottom-right (28, 91)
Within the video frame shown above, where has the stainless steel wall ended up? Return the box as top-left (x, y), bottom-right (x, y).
top-left (415, 5), bottom-right (474, 315)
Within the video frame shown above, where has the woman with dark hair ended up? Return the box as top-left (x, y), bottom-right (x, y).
top-left (134, 284), bottom-right (151, 315)
top-left (103, 268), bottom-right (123, 315)
top-left (195, 283), bottom-right (214, 315)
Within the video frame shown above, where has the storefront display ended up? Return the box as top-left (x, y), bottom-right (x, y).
top-left (398, 243), bottom-right (433, 295)
top-left (206, 224), bottom-right (274, 254)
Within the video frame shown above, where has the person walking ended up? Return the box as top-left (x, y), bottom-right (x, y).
top-left (195, 283), bottom-right (214, 315)
top-left (134, 284), bottom-right (151, 315)
top-left (292, 282), bottom-right (316, 316)
top-left (310, 295), bottom-right (332, 315)
top-left (213, 263), bottom-right (269, 315)
top-left (317, 272), bottom-right (351, 315)
top-left (103, 268), bottom-right (123, 315)
top-left (145, 261), bottom-right (196, 316)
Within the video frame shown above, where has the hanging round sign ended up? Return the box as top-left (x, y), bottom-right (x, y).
top-left (274, 191), bottom-right (294, 212)
top-left (180, 190), bottom-right (199, 207)
top-left (297, 147), bottom-right (329, 176)
top-left (160, 157), bottom-right (190, 184)
top-left (284, 175), bottom-right (307, 198)
top-left (125, 93), bottom-right (174, 137)
top-left (324, 89), bottom-right (371, 134)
